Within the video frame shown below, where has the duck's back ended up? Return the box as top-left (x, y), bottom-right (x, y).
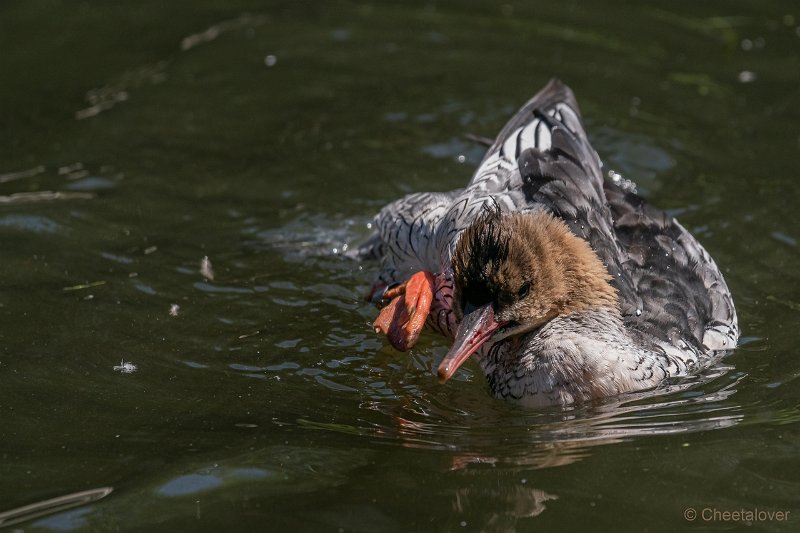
top-left (510, 81), bottom-right (739, 360)
top-left (362, 79), bottom-right (738, 361)
top-left (604, 183), bottom-right (739, 356)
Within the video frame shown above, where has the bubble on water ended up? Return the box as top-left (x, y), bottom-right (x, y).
top-left (740, 39), bottom-right (753, 51)
top-left (456, 154), bottom-right (466, 163)
top-left (737, 71), bottom-right (757, 83)
top-left (607, 170), bottom-right (638, 193)
top-left (264, 54), bottom-right (277, 67)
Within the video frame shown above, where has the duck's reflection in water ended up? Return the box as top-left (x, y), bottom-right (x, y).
top-left (368, 364), bottom-right (743, 527)
top-left (451, 484), bottom-right (559, 533)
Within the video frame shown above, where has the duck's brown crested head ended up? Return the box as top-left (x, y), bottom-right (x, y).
top-left (438, 208), bottom-right (618, 382)
top-left (452, 208), bottom-right (618, 329)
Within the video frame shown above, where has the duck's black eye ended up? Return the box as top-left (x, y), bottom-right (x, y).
top-left (517, 280), bottom-right (531, 299)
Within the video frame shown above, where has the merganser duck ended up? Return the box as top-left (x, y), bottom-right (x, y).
top-left (358, 79), bottom-right (738, 406)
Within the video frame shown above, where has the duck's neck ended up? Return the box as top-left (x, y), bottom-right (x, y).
top-left (478, 307), bottom-right (670, 406)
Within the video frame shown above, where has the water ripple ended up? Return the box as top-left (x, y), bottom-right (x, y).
top-left (0, 214), bottom-right (63, 234)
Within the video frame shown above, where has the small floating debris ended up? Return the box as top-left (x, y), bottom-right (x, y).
top-left (113, 359), bottom-right (137, 373)
top-left (200, 256), bottom-right (215, 280)
top-left (63, 280), bottom-right (106, 291)
top-left (144, 245), bottom-right (158, 255)
top-left (169, 303), bottom-right (180, 317)
top-left (238, 329), bottom-right (261, 340)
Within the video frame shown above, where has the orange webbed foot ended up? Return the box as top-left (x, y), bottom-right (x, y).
top-left (373, 271), bottom-right (435, 351)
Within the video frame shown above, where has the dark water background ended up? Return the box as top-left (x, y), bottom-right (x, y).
top-left (2, 1), bottom-right (800, 531)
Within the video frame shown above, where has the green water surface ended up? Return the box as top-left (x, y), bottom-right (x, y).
top-left (2, 1), bottom-right (799, 531)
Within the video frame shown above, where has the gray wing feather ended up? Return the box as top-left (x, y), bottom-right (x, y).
top-left (514, 95), bottom-right (738, 355)
top-left (366, 191), bottom-right (462, 286)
